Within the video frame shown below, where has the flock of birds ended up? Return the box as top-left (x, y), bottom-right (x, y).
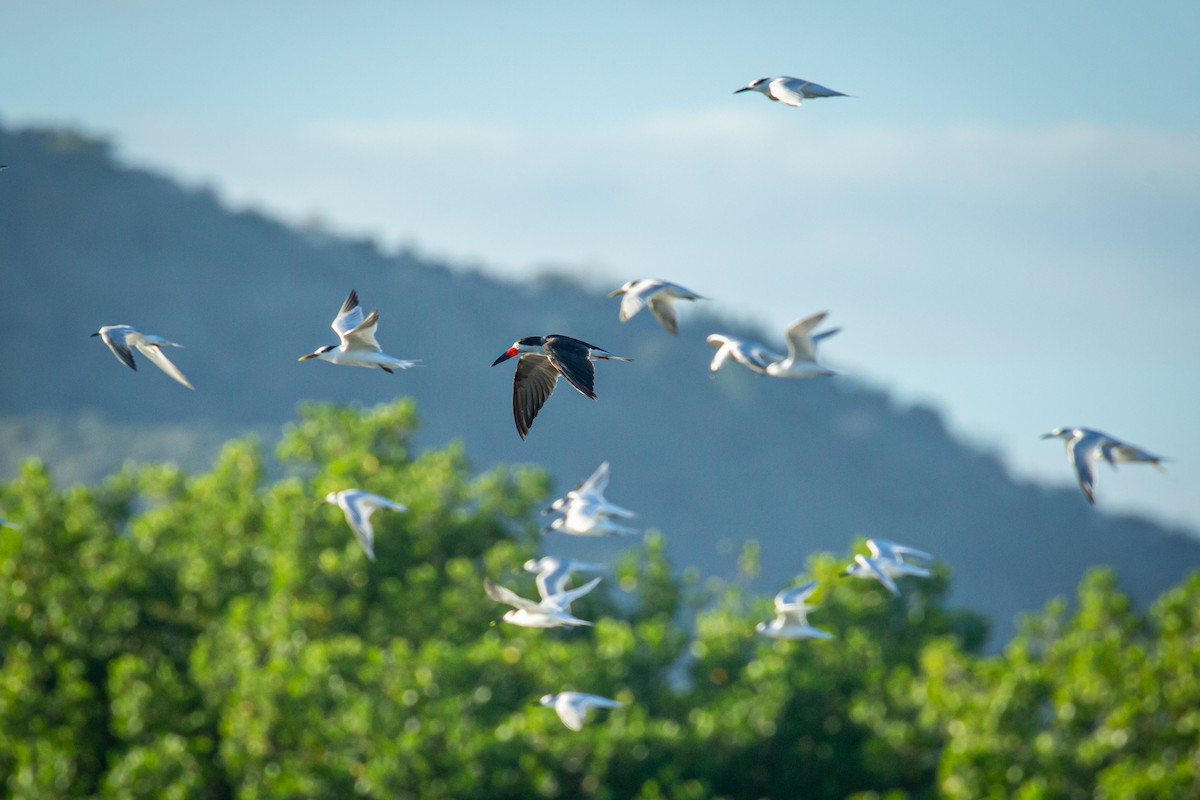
top-left (4, 75), bottom-right (1172, 733)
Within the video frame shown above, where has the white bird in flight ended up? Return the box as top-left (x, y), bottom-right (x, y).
top-left (842, 539), bottom-right (934, 596)
top-left (91, 325), bottom-right (194, 389)
top-left (763, 312), bottom-right (841, 378)
top-left (538, 691), bottom-right (623, 731)
top-left (523, 556), bottom-right (606, 600)
top-left (705, 334), bottom-right (781, 375)
top-left (323, 489), bottom-right (407, 561)
top-left (491, 335), bottom-right (631, 439)
top-left (734, 76), bottom-right (849, 107)
top-left (1041, 427), bottom-right (1167, 505)
top-left (484, 576), bottom-right (602, 628)
top-left (544, 461), bottom-right (636, 520)
top-left (298, 289), bottom-right (416, 372)
top-left (608, 279), bottom-right (705, 335)
top-left (756, 580), bottom-right (834, 640)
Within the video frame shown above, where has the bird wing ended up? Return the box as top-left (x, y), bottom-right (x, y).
top-left (779, 76), bottom-right (847, 100)
top-left (342, 308), bottom-right (383, 350)
top-left (484, 579), bottom-right (542, 613)
top-left (533, 560), bottom-right (570, 599)
top-left (647, 294), bottom-right (680, 335)
top-left (512, 354), bottom-right (561, 439)
top-left (775, 580), bottom-right (819, 610)
top-left (618, 281), bottom-right (658, 322)
top-left (707, 338), bottom-right (733, 372)
top-left (556, 699), bottom-right (587, 731)
top-left (331, 290), bottom-right (365, 339)
top-left (1067, 435), bottom-right (1099, 504)
top-left (782, 312), bottom-right (828, 362)
top-left (544, 575), bottom-right (601, 609)
top-left (811, 327), bottom-right (842, 350)
top-left (769, 77), bottom-right (808, 106)
top-left (543, 337), bottom-right (599, 399)
top-left (360, 492), bottom-right (407, 513)
top-left (100, 328), bottom-right (139, 371)
top-left (338, 494), bottom-right (377, 560)
top-left (135, 343), bottom-right (195, 389)
top-left (578, 461), bottom-right (611, 497)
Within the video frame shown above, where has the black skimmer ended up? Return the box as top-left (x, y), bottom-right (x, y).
top-left (490, 335), bottom-right (631, 439)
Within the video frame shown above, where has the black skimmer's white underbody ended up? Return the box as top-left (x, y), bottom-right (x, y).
top-left (490, 335), bottom-right (632, 439)
top-left (298, 289), bottom-right (416, 372)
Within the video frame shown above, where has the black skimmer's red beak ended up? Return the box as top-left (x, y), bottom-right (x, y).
top-left (491, 347), bottom-right (519, 367)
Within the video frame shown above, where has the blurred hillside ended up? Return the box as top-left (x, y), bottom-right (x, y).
top-left (1, 123), bottom-right (1196, 642)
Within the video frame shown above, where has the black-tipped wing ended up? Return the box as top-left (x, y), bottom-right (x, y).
top-left (543, 336), bottom-right (597, 399)
top-left (512, 354), bottom-right (561, 439)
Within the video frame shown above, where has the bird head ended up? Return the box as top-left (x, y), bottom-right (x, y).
top-left (734, 77), bottom-right (770, 94)
top-left (298, 344), bottom-right (337, 362)
top-left (1040, 427), bottom-right (1070, 440)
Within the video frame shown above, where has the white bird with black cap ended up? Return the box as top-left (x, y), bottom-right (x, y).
top-left (298, 289), bottom-right (416, 372)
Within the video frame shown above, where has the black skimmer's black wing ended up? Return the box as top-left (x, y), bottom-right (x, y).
top-left (542, 335), bottom-right (598, 399)
top-left (512, 354), bottom-right (562, 439)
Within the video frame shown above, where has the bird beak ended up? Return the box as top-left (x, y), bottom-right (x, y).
top-left (491, 348), bottom-right (518, 367)
top-left (90, 331), bottom-right (101, 337)
top-left (733, 86), bottom-right (752, 94)
top-left (298, 352), bottom-right (319, 361)
top-left (607, 288), bottom-right (624, 297)
top-left (1039, 432), bottom-right (1055, 439)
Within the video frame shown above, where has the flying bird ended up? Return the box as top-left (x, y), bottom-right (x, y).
top-left (763, 312), bottom-right (840, 378)
top-left (523, 557), bottom-right (606, 600)
top-left (298, 289), bottom-right (416, 372)
top-left (705, 334), bottom-right (781, 375)
top-left (608, 279), bottom-right (704, 335)
top-left (323, 489), bottom-right (407, 561)
top-left (491, 335), bottom-right (631, 439)
top-left (544, 461), bottom-right (636, 520)
top-left (756, 580), bottom-right (835, 640)
top-left (484, 577), bottom-right (601, 628)
top-left (1042, 427), bottom-right (1167, 504)
top-left (538, 691), bottom-right (623, 731)
top-left (91, 325), bottom-right (194, 389)
top-left (842, 539), bottom-right (935, 596)
top-left (734, 76), bottom-right (849, 107)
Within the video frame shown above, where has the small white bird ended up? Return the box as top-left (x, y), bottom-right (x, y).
top-left (705, 334), bottom-right (781, 375)
top-left (756, 580), bottom-right (835, 640)
top-left (842, 539), bottom-right (935, 596)
top-left (323, 489), bottom-right (407, 561)
top-left (299, 289), bottom-right (416, 372)
top-left (484, 577), bottom-right (601, 628)
top-left (91, 325), bottom-right (194, 389)
top-left (734, 76), bottom-right (849, 107)
top-left (1041, 427), bottom-right (1167, 505)
top-left (764, 312), bottom-right (840, 378)
top-left (544, 462), bottom-right (636, 520)
top-left (538, 691), bottom-right (623, 731)
top-left (608, 279), bottom-right (704, 335)
top-left (523, 556), bottom-right (606, 600)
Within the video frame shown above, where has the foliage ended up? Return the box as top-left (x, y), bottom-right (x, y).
top-left (0, 400), bottom-right (1197, 798)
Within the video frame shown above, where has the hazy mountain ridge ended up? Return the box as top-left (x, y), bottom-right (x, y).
top-left (1, 123), bottom-right (1195, 642)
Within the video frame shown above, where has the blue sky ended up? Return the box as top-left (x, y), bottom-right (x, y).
top-left (4, 1), bottom-right (1200, 531)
